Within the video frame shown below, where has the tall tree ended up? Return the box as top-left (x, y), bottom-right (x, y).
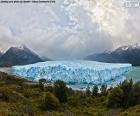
top-left (54, 80), bottom-right (68, 103)
top-left (92, 85), bottom-right (99, 96)
top-left (100, 84), bottom-right (107, 96)
top-left (86, 85), bottom-right (91, 97)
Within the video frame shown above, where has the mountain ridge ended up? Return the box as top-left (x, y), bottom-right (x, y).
top-left (85, 44), bottom-right (140, 66)
top-left (0, 45), bottom-right (45, 67)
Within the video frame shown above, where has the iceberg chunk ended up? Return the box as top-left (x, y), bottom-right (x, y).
top-left (12, 60), bottom-right (132, 84)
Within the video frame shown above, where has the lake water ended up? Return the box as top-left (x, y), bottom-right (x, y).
top-left (125, 67), bottom-right (140, 83)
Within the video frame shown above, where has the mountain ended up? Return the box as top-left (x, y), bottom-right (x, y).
top-left (85, 45), bottom-right (140, 66)
top-left (0, 46), bottom-right (44, 67)
top-left (41, 56), bottom-right (52, 61)
top-left (0, 51), bottom-right (2, 58)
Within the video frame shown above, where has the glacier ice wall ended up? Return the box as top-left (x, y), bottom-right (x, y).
top-left (12, 61), bottom-right (132, 84)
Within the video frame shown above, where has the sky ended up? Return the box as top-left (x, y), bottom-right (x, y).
top-left (0, 0), bottom-right (140, 59)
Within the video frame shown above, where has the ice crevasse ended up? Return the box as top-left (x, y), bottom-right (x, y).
top-left (12, 60), bottom-right (132, 84)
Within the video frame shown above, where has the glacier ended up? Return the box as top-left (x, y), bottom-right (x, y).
top-left (12, 60), bottom-right (132, 85)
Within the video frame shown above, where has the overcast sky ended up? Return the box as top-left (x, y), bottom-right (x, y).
top-left (0, 0), bottom-right (140, 59)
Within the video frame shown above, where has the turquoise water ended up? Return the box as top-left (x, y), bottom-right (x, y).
top-left (126, 67), bottom-right (140, 83)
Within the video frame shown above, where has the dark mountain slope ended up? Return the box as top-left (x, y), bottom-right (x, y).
top-left (85, 45), bottom-right (140, 66)
top-left (0, 46), bottom-right (43, 67)
top-left (0, 51), bottom-right (2, 58)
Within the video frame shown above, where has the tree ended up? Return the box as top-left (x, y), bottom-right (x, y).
top-left (100, 84), bottom-right (107, 96)
top-left (107, 87), bottom-right (124, 108)
top-left (45, 85), bottom-right (54, 93)
top-left (42, 92), bottom-right (60, 110)
top-left (54, 80), bottom-right (68, 103)
top-left (108, 80), bottom-right (140, 108)
top-left (38, 80), bottom-right (44, 91)
top-left (127, 82), bottom-right (140, 107)
top-left (120, 79), bottom-right (133, 94)
top-left (92, 85), bottom-right (99, 96)
top-left (86, 85), bottom-right (91, 97)
top-left (120, 79), bottom-right (133, 107)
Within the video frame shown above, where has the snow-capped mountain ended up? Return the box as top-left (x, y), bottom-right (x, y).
top-left (0, 45), bottom-right (44, 67)
top-left (85, 44), bottom-right (140, 66)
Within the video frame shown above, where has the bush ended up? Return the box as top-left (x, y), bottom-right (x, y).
top-left (86, 85), bottom-right (91, 97)
top-left (119, 79), bottom-right (140, 107)
top-left (68, 96), bottom-right (79, 106)
top-left (42, 92), bottom-right (60, 110)
top-left (127, 82), bottom-right (140, 106)
top-left (23, 88), bottom-right (32, 98)
top-left (119, 112), bottom-right (131, 116)
top-left (107, 87), bottom-right (124, 108)
top-left (38, 80), bottom-right (44, 91)
top-left (92, 85), bottom-right (99, 96)
top-left (0, 87), bottom-right (11, 101)
top-left (45, 85), bottom-right (54, 93)
top-left (0, 86), bottom-right (25, 102)
top-left (107, 80), bottom-right (140, 108)
top-left (54, 80), bottom-right (68, 103)
top-left (100, 84), bottom-right (107, 96)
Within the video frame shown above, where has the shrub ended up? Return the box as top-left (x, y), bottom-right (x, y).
top-left (38, 80), bottom-right (44, 91)
top-left (45, 85), bottom-right (54, 93)
top-left (127, 82), bottom-right (140, 106)
top-left (120, 79), bottom-right (140, 107)
top-left (92, 85), bottom-right (99, 96)
top-left (107, 87), bottom-right (124, 108)
top-left (119, 112), bottom-right (131, 116)
top-left (100, 84), bottom-right (107, 96)
top-left (42, 92), bottom-right (60, 110)
top-left (68, 96), bottom-right (79, 106)
top-left (0, 86), bottom-right (25, 102)
top-left (86, 85), bottom-right (91, 97)
top-left (0, 87), bottom-right (11, 101)
top-left (23, 88), bottom-right (32, 98)
top-left (54, 80), bottom-right (68, 103)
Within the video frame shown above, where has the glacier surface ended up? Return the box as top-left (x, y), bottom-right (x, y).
top-left (12, 60), bottom-right (132, 85)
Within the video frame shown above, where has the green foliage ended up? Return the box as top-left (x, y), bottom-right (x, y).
top-left (45, 85), bottom-right (54, 93)
top-left (68, 96), bottom-right (79, 106)
top-left (92, 85), bottom-right (99, 96)
top-left (54, 80), bottom-right (68, 103)
top-left (23, 87), bottom-right (32, 98)
top-left (42, 92), bottom-right (60, 110)
top-left (100, 84), bottom-right (107, 96)
top-left (0, 87), bottom-right (11, 102)
top-left (107, 80), bottom-right (140, 108)
top-left (0, 86), bottom-right (25, 103)
top-left (94, 111), bottom-right (103, 116)
top-left (0, 72), bottom-right (26, 85)
top-left (127, 82), bottom-right (140, 106)
top-left (119, 112), bottom-right (131, 116)
top-left (38, 80), bottom-right (44, 91)
top-left (107, 87), bottom-right (124, 108)
top-left (0, 72), bottom-right (140, 115)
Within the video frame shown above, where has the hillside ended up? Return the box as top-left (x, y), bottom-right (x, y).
top-left (0, 72), bottom-right (140, 116)
top-left (86, 45), bottom-right (140, 66)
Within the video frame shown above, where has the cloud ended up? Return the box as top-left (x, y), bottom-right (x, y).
top-left (0, 0), bottom-right (139, 59)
